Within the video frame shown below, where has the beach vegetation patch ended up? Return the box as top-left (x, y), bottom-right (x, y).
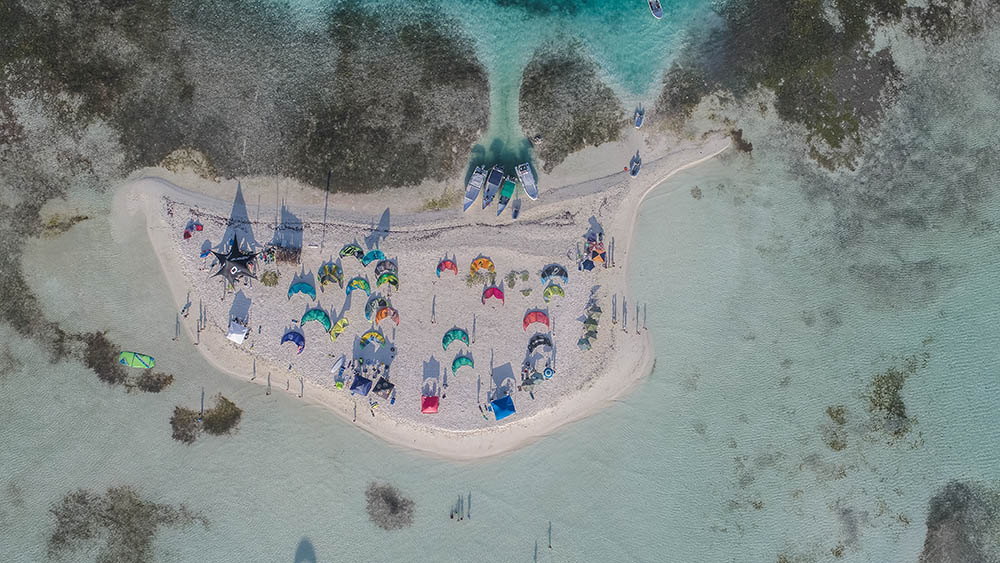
top-left (465, 270), bottom-right (495, 288)
top-left (47, 485), bottom-right (207, 563)
top-left (365, 482), bottom-right (415, 530)
top-left (41, 213), bottom-right (90, 238)
top-left (259, 270), bottom-right (279, 287)
top-left (159, 147), bottom-right (216, 180)
top-left (519, 42), bottom-right (625, 172)
top-left (419, 189), bottom-right (461, 211)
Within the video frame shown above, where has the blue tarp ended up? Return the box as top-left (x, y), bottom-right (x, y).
top-left (350, 375), bottom-right (372, 396)
top-left (491, 395), bottom-right (516, 421)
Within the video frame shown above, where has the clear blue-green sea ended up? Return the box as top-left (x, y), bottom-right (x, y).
top-left (3, 1), bottom-right (1000, 562)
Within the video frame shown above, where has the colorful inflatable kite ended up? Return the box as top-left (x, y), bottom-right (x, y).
top-left (452, 355), bottom-right (474, 375)
top-left (360, 330), bottom-right (386, 349)
top-left (318, 263), bottom-right (343, 289)
top-left (281, 330), bottom-right (305, 354)
top-left (365, 296), bottom-right (389, 320)
top-left (287, 281), bottom-right (316, 300)
top-left (340, 243), bottom-right (363, 260)
top-left (328, 317), bottom-right (350, 342)
top-left (527, 333), bottom-right (552, 353)
top-left (542, 284), bottom-right (565, 303)
top-left (346, 277), bottom-right (371, 296)
top-left (374, 259), bottom-right (397, 277)
top-left (361, 249), bottom-right (385, 267)
top-left (541, 264), bottom-right (569, 286)
top-left (301, 308), bottom-right (332, 332)
top-left (522, 310), bottom-right (550, 331)
top-left (482, 285), bottom-right (504, 305)
top-left (436, 258), bottom-right (458, 277)
top-left (470, 256), bottom-right (495, 276)
top-left (442, 328), bottom-right (469, 351)
top-left (377, 272), bottom-right (399, 290)
top-left (375, 306), bottom-right (400, 326)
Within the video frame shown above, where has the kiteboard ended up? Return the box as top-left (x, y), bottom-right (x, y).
top-left (118, 351), bottom-right (155, 369)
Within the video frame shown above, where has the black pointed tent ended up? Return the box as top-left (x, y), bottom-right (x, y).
top-left (212, 234), bottom-right (258, 288)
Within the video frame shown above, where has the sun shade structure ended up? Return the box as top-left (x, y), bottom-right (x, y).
top-left (340, 243), bottom-right (363, 260)
top-left (436, 258), bottom-right (458, 277)
top-left (523, 310), bottom-right (550, 331)
top-left (470, 256), bottom-right (495, 276)
top-left (421, 395), bottom-right (439, 414)
top-left (372, 377), bottom-right (395, 398)
top-left (346, 277), bottom-right (371, 296)
top-left (583, 317), bottom-right (599, 327)
top-left (317, 263), bottom-right (343, 289)
top-left (541, 264), bottom-right (569, 286)
top-left (482, 285), bottom-right (504, 304)
top-left (374, 259), bottom-right (397, 278)
top-left (442, 328), bottom-right (469, 351)
top-left (280, 330), bottom-right (305, 354)
top-left (377, 272), bottom-right (399, 290)
top-left (577, 337), bottom-right (592, 351)
top-left (328, 317), bottom-right (350, 341)
top-left (361, 249), bottom-right (385, 266)
top-left (211, 234), bottom-right (258, 288)
top-left (452, 355), bottom-right (474, 375)
top-left (288, 281), bottom-right (316, 300)
top-left (365, 296), bottom-right (389, 320)
top-left (543, 284), bottom-right (565, 303)
top-left (527, 333), bottom-right (553, 353)
top-left (375, 306), bottom-right (400, 326)
top-left (227, 320), bottom-right (249, 344)
top-left (301, 308), bottom-right (332, 332)
top-left (490, 395), bottom-right (516, 421)
top-left (350, 375), bottom-right (372, 396)
top-left (360, 330), bottom-right (386, 349)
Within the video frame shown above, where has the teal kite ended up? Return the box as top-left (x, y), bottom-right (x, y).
top-left (288, 281), bottom-right (316, 300)
top-left (361, 249), bottom-right (385, 266)
top-left (442, 328), bottom-right (469, 351)
top-left (301, 308), bottom-right (332, 332)
top-left (452, 355), bottom-right (474, 375)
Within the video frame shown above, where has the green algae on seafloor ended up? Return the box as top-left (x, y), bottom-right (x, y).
top-left (365, 482), bottom-right (415, 531)
top-left (519, 42), bottom-right (625, 173)
top-left (47, 486), bottom-right (207, 563)
top-left (170, 394), bottom-right (243, 444)
top-left (866, 353), bottom-right (927, 439)
top-left (41, 213), bottom-right (90, 238)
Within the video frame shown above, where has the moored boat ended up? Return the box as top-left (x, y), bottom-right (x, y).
top-left (629, 151), bottom-right (641, 177)
top-left (511, 198), bottom-right (522, 220)
top-left (648, 0), bottom-right (663, 19)
top-left (463, 166), bottom-right (486, 211)
top-left (497, 178), bottom-right (517, 216)
top-left (516, 162), bottom-right (538, 200)
top-left (482, 165), bottom-right (504, 208)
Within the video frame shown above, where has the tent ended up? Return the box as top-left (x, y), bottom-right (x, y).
top-left (522, 310), bottom-right (550, 331)
top-left (577, 337), bottom-right (592, 351)
top-left (543, 284), bottom-right (565, 303)
top-left (589, 305), bottom-right (603, 314)
top-left (350, 375), bottom-right (372, 396)
top-left (374, 259), bottom-right (397, 277)
top-left (372, 377), bottom-right (395, 398)
top-left (452, 355), bottom-right (474, 375)
top-left (527, 333), bottom-right (552, 353)
top-left (288, 281), bottom-right (316, 300)
top-left (581, 260), bottom-right (595, 271)
top-left (585, 330), bottom-right (598, 339)
top-left (436, 258), bottom-right (458, 277)
top-left (583, 317), bottom-right (599, 327)
top-left (490, 395), bottom-right (516, 421)
top-left (340, 243), bottom-right (363, 260)
top-left (365, 296), bottom-right (389, 320)
top-left (442, 328), bottom-right (469, 351)
top-left (375, 306), bottom-right (400, 326)
top-left (360, 330), bottom-right (386, 349)
top-left (328, 317), bottom-right (350, 342)
top-left (301, 308), bottom-right (332, 332)
top-left (361, 249), bottom-right (386, 266)
top-left (482, 285), bottom-right (504, 305)
top-left (540, 264), bottom-right (569, 286)
top-left (317, 263), bottom-right (343, 289)
top-left (470, 256), bottom-right (495, 276)
top-left (346, 277), bottom-right (371, 296)
top-left (377, 272), bottom-right (399, 290)
top-left (226, 319), bottom-right (248, 344)
top-left (421, 395), bottom-right (439, 414)
top-left (211, 234), bottom-right (258, 288)
top-left (280, 330), bottom-right (305, 354)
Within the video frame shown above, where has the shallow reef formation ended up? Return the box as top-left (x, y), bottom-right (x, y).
top-left (170, 394), bottom-right (243, 444)
top-left (866, 353), bottom-right (926, 440)
top-left (48, 486), bottom-right (207, 563)
top-left (656, 0), bottom-right (997, 168)
top-left (365, 482), bottom-right (415, 530)
top-left (919, 481), bottom-right (1000, 563)
top-left (519, 42), bottom-right (625, 172)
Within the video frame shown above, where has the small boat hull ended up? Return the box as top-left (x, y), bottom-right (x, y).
top-left (497, 178), bottom-right (517, 216)
top-left (634, 109), bottom-right (644, 129)
top-left (648, 0), bottom-right (663, 19)
top-left (463, 166), bottom-right (486, 211)
top-left (511, 198), bottom-right (522, 220)
top-left (483, 165), bottom-right (504, 208)
top-left (516, 163), bottom-right (538, 200)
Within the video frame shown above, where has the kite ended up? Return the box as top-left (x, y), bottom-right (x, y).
top-left (317, 263), bottom-right (343, 289)
top-left (365, 296), bottom-right (389, 320)
top-left (482, 285), bottom-right (504, 305)
top-left (436, 258), bottom-right (458, 277)
top-left (375, 306), bottom-right (400, 326)
top-left (328, 317), bottom-right (350, 342)
top-left (377, 272), bottom-right (399, 290)
top-left (346, 277), bottom-right (371, 296)
top-left (527, 333), bottom-right (552, 353)
top-left (374, 259), bottom-right (397, 278)
top-left (522, 310), bottom-right (550, 331)
top-left (540, 264), bottom-right (569, 286)
top-left (470, 256), bottom-right (495, 276)
top-left (360, 330), bottom-right (386, 349)
top-left (361, 249), bottom-right (385, 267)
top-left (340, 243), bottom-right (363, 260)
top-left (442, 328), bottom-right (469, 351)
top-left (280, 330), bottom-right (305, 354)
top-left (301, 308), bottom-right (332, 332)
top-left (288, 281), bottom-right (316, 301)
top-left (452, 355), bottom-right (474, 375)
top-left (542, 284), bottom-right (565, 303)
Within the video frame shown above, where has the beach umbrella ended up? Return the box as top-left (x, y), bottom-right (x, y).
top-left (583, 317), bottom-right (599, 327)
top-left (350, 375), bottom-right (372, 396)
top-left (585, 330), bottom-right (598, 339)
top-left (490, 395), bottom-right (516, 421)
top-left (577, 338), bottom-right (591, 351)
top-left (589, 305), bottom-right (603, 314)
top-left (421, 396), bottom-right (439, 414)
top-left (543, 367), bottom-right (555, 379)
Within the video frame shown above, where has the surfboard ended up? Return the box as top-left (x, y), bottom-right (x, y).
top-left (118, 351), bottom-right (155, 369)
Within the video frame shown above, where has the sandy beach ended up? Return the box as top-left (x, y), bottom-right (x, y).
top-left (112, 134), bottom-right (730, 460)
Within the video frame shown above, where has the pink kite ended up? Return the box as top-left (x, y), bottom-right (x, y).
top-left (482, 286), bottom-right (504, 305)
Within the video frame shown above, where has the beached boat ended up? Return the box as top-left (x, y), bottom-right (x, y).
top-left (463, 166), bottom-right (486, 211)
top-left (482, 165), bottom-right (504, 208)
top-left (629, 151), bottom-right (641, 177)
top-left (634, 107), bottom-right (644, 129)
top-left (516, 163), bottom-right (538, 200)
top-left (511, 198), bottom-right (522, 220)
top-left (497, 178), bottom-right (517, 216)
top-left (648, 0), bottom-right (663, 19)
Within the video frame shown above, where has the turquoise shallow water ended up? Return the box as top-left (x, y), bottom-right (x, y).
top-left (4, 3), bottom-right (1000, 563)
